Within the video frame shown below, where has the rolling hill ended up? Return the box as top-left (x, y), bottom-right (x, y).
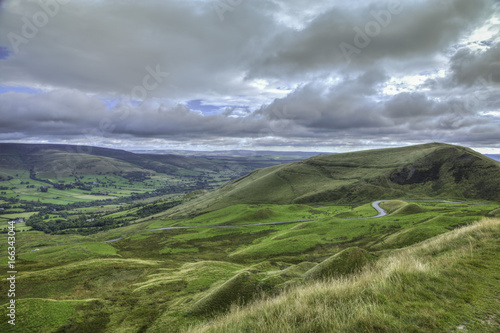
top-left (0, 143), bottom-right (310, 180)
top-left (164, 143), bottom-right (500, 218)
top-left (1, 142), bottom-right (500, 332)
top-left (0, 143), bottom-right (222, 178)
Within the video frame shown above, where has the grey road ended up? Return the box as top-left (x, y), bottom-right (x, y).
top-left (30, 199), bottom-right (482, 248)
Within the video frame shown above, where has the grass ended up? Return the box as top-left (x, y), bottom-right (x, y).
top-left (19, 242), bottom-right (119, 264)
top-left (1, 199), bottom-right (498, 332)
top-left (186, 218), bottom-right (500, 333)
top-left (190, 271), bottom-right (260, 315)
top-left (0, 298), bottom-right (87, 333)
top-left (13, 143), bottom-right (500, 331)
top-left (163, 143), bottom-right (500, 218)
top-left (0, 212), bottom-right (38, 220)
top-left (303, 247), bottom-right (377, 280)
top-left (148, 204), bottom-right (352, 229)
top-left (390, 203), bottom-right (426, 215)
top-left (379, 200), bottom-right (407, 213)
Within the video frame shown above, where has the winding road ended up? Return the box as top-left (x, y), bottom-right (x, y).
top-left (28, 199), bottom-right (480, 249)
top-left (363, 200), bottom-right (388, 219)
top-left (85, 201), bottom-right (391, 244)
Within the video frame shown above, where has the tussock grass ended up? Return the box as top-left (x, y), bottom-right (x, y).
top-left (190, 271), bottom-right (259, 315)
top-left (303, 247), bottom-right (377, 281)
top-left (133, 261), bottom-right (243, 293)
top-left (18, 258), bottom-right (159, 279)
top-left (186, 218), bottom-right (500, 332)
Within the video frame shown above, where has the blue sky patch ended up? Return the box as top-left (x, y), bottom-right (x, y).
top-left (0, 46), bottom-right (10, 60)
top-left (0, 86), bottom-right (42, 94)
top-left (187, 99), bottom-right (250, 115)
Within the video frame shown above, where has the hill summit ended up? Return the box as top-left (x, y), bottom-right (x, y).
top-left (166, 143), bottom-right (500, 217)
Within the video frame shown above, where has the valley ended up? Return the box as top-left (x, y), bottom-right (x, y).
top-left (1, 143), bottom-right (500, 332)
top-left (2, 1), bottom-right (498, 331)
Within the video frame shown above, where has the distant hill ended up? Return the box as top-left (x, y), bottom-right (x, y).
top-left (0, 143), bottom-right (218, 178)
top-left (165, 143), bottom-right (500, 217)
top-left (129, 149), bottom-right (326, 159)
top-left (0, 143), bottom-right (312, 179)
top-left (486, 154), bottom-right (500, 162)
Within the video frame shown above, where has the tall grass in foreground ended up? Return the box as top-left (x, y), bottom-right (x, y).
top-left (186, 218), bottom-right (500, 332)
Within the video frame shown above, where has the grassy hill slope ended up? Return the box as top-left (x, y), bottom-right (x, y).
top-left (187, 218), bottom-right (500, 333)
top-left (1, 200), bottom-right (499, 332)
top-left (164, 143), bottom-right (500, 218)
top-left (0, 143), bottom-right (223, 178)
top-left (0, 143), bottom-right (319, 179)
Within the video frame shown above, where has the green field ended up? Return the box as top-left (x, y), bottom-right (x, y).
top-left (1, 199), bottom-right (499, 332)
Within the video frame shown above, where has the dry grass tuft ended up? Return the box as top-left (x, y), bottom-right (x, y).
top-left (185, 218), bottom-right (500, 333)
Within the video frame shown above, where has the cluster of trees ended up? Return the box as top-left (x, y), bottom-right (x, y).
top-left (136, 200), bottom-right (182, 218)
top-left (122, 171), bottom-right (152, 182)
top-left (26, 213), bottom-right (130, 235)
top-left (53, 183), bottom-right (77, 190)
top-left (29, 168), bottom-right (54, 186)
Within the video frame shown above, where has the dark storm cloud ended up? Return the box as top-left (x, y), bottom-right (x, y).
top-left (247, 0), bottom-right (493, 79)
top-left (0, 90), bottom-right (105, 135)
top-left (0, 89), bottom-right (272, 140)
top-left (448, 41), bottom-right (500, 87)
top-left (0, 0), bottom-right (498, 151)
top-left (257, 79), bottom-right (495, 136)
top-left (0, 0), bottom-right (281, 98)
top-left (257, 69), bottom-right (389, 130)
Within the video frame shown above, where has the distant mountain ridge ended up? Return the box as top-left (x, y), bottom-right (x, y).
top-left (164, 143), bottom-right (500, 218)
top-left (0, 143), bottom-right (311, 179)
top-left (130, 149), bottom-right (326, 159)
top-left (486, 154), bottom-right (500, 162)
top-left (0, 143), bottom-right (217, 178)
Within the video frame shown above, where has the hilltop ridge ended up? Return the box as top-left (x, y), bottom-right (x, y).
top-left (165, 143), bottom-right (500, 218)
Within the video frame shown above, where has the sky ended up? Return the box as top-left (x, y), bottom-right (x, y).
top-left (0, 0), bottom-right (499, 153)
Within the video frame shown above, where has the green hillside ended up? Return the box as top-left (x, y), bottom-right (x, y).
top-left (0, 143), bottom-right (312, 179)
top-left (164, 143), bottom-right (500, 218)
top-left (1, 200), bottom-right (499, 332)
top-left (1, 143), bottom-right (500, 332)
top-left (0, 143), bottom-right (312, 212)
top-left (187, 218), bottom-right (500, 333)
top-left (0, 143), bottom-right (222, 178)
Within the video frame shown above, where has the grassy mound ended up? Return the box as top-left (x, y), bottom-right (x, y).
top-left (187, 218), bottom-right (500, 333)
top-left (253, 208), bottom-right (276, 220)
top-left (133, 261), bottom-right (243, 293)
top-left (281, 262), bottom-right (317, 278)
top-left (333, 203), bottom-right (378, 218)
top-left (190, 271), bottom-right (259, 315)
top-left (378, 225), bottom-right (442, 249)
top-left (303, 247), bottom-right (377, 280)
top-left (391, 203), bottom-right (425, 215)
top-left (488, 208), bottom-right (500, 217)
top-left (379, 200), bottom-right (407, 213)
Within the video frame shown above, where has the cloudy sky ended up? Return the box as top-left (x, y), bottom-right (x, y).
top-left (0, 0), bottom-right (499, 153)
